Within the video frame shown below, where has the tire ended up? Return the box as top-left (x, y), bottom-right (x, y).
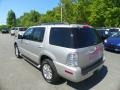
top-left (14, 45), bottom-right (21, 58)
top-left (41, 59), bottom-right (60, 84)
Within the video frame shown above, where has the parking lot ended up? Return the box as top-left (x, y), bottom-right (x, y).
top-left (0, 33), bottom-right (120, 90)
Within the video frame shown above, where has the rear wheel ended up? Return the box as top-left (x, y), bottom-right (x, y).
top-left (14, 45), bottom-right (21, 58)
top-left (41, 59), bottom-right (60, 84)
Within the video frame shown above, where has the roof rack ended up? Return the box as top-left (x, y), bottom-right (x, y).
top-left (41, 22), bottom-right (69, 25)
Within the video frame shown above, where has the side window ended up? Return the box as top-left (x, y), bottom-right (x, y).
top-left (23, 28), bottom-right (33, 40)
top-left (32, 27), bottom-right (45, 42)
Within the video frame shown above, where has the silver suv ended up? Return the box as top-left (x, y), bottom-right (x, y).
top-left (14, 24), bottom-right (105, 83)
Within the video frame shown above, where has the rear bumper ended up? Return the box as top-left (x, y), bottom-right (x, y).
top-left (2, 31), bottom-right (9, 33)
top-left (81, 58), bottom-right (104, 75)
top-left (54, 58), bottom-right (105, 82)
top-left (11, 33), bottom-right (15, 35)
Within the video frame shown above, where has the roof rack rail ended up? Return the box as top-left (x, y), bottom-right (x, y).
top-left (41, 22), bottom-right (69, 25)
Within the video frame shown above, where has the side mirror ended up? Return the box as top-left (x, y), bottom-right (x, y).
top-left (18, 34), bottom-right (23, 39)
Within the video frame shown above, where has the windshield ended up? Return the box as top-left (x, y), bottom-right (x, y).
top-left (2, 28), bottom-right (7, 30)
top-left (50, 27), bottom-right (102, 48)
top-left (19, 28), bottom-right (26, 31)
top-left (109, 29), bottom-right (119, 32)
top-left (112, 32), bottom-right (120, 37)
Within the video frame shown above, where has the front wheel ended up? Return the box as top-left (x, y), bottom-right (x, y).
top-left (41, 59), bottom-right (60, 84)
top-left (14, 45), bottom-right (21, 58)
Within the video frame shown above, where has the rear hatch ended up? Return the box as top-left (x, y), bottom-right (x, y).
top-left (69, 27), bottom-right (103, 68)
top-left (50, 26), bottom-right (103, 68)
top-left (77, 44), bottom-right (103, 68)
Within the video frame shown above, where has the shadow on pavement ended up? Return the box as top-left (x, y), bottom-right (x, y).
top-left (105, 49), bottom-right (120, 54)
top-left (67, 66), bottom-right (108, 90)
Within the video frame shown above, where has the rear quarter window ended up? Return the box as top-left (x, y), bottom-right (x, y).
top-left (49, 28), bottom-right (71, 48)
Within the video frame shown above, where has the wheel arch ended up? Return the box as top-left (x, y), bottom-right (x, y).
top-left (40, 55), bottom-right (53, 65)
top-left (39, 51), bottom-right (56, 65)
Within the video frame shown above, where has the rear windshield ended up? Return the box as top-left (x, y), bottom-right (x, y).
top-left (19, 28), bottom-right (26, 31)
top-left (50, 27), bottom-right (102, 48)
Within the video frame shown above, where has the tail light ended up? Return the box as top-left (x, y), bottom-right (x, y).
top-left (66, 52), bottom-right (79, 67)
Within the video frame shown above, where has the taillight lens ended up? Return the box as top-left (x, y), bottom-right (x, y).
top-left (66, 52), bottom-right (79, 67)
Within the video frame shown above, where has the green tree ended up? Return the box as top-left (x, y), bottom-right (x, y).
top-left (16, 0), bottom-right (120, 27)
top-left (89, 0), bottom-right (120, 27)
top-left (19, 10), bottom-right (41, 27)
top-left (7, 10), bottom-right (16, 28)
top-left (61, 0), bottom-right (77, 23)
top-left (16, 18), bottom-right (21, 26)
top-left (75, 0), bottom-right (91, 24)
top-left (88, 0), bottom-right (107, 27)
top-left (41, 7), bottom-right (61, 23)
top-left (60, 0), bottom-right (91, 24)
top-left (105, 7), bottom-right (120, 27)
top-left (104, 0), bottom-right (120, 27)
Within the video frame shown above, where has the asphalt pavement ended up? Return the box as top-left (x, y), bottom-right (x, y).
top-left (0, 33), bottom-right (120, 90)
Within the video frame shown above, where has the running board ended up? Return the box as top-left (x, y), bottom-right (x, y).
top-left (21, 55), bottom-right (41, 69)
